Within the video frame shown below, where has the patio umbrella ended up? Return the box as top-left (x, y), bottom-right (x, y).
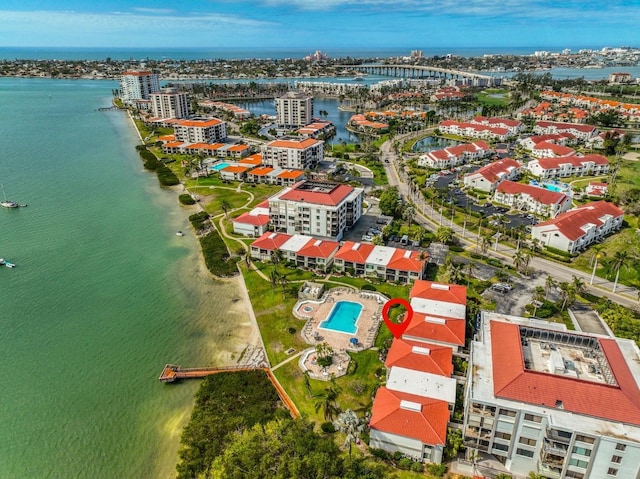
top-left (349, 337), bottom-right (358, 346)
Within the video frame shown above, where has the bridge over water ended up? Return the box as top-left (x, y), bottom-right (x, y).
top-left (342, 64), bottom-right (500, 85)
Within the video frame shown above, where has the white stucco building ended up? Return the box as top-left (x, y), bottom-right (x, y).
top-left (261, 137), bottom-right (324, 171)
top-left (268, 181), bottom-right (363, 241)
top-left (119, 70), bottom-right (160, 103)
top-left (173, 117), bottom-right (227, 144)
top-left (531, 201), bottom-right (624, 253)
top-left (150, 88), bottom-right (190, 119)
top-left (276, 91), bottom-right (314, 128)
top-left (464, 312), bottom-right (640, 479)
top-left (463, 158), bottom-right (522, 193)
top-left (494, 181), bottom-right (572, 218)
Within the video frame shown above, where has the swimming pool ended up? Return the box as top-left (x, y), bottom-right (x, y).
top-left (319, 301), bottom-right (363, 335)
top-left (210, 162), bottom-right (230, 171)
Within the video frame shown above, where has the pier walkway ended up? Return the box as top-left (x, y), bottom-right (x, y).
top-left (158, 364), bottom-right (299, 418)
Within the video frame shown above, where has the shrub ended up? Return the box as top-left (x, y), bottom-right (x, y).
top-left (397, 458), bottom-right (413, 470)
top-left (179, 194), bottom-right (196, 205)
top-left (361, 284), bottom-right (377, 291)
top-left (320, 422), bottom-right (336, 433)
top-left (449, 245), bottom-right (465, 252)
top-left (157, 165), bottom-right (180, 186)
top-left (425, 463), bottom-right (447, 477)
top-left (317, 355), bottom-right (333, 368)
top-left (410, 461), bottom-right (424, 473)
top-left (287, 327), bottom-right (296, 335)
top-left (189, 211), bottom-right (210, 231)
top-left (369, 448), bottom-right (391, 460)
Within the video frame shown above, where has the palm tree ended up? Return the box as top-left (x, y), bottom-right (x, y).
top-left (403, 205), bottom-right (416, 227)
top-left (334, 409), bottom-right (365, 456)
top-left (271, 248), bottom-right (283, 273)
top-left (610, 251), bottom-right (629, 293)
top-left (513, 250), bottom-right (525, 273)
top-left (279, 274), bottom-right (290, 299)
top-left (435, 226), bottom-right (453, 244)
top-left (558, 282), bottom-right (575, 311)
top-left (544, 275), bottom-right (556, 300)
top-left (522, 251), bottom-right (532, 274)
top-left (314, 385), bottom-right (340, 421)
top-left (480, 234), bottom-right (491, 256)
top-left (466, 261), bottom-right (477, 286)
top-left (572, 275), bottom-right (586, 298)
top-left (220, 199), bottom-right (231, 219)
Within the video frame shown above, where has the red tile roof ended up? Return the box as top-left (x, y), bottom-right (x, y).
top-left (387, 248), bottom-right (426, 273)
top-left (536, 121), bottom-right (597, 134)
top-left (174, 118), bottom-right (222, 127)
top-left (296, 238), bottom-right (340, 259)
top-left (468, 158), bottom-right (521, 183)
top-left (490, 321), bottom-right (640, 426)
top-left (247, 167), bottom-right (274, 177)
top-left (496, 180), bottom-right (568, 205)
top-left (277, 170), bottom-right (305, 179)
top-left (385, 338), bottom-right (453, 376)
top-left (250, 232), bottom-right (291, 251)
top-left (370, 387), bottom-right (449, 445)
top-left (334, 241), bottom-right (376, 264)
top-left (535, 154), bottom-right (608, 169)
top-left (221, 165), bottom-right (250, 174)
top-left (279, 182), bottom-right (355, 206)
top-left (266, 138), bottom-right (321, 149)
top-left (533, 201), bottom-right (624, 241)
top-left (233, 211), bottom-right (270, 226)
top-left (403, 312), bottom-right (466, 346)
top-left (532, 141), bottom-right (576, 157)
top-left (410, 280), bottom-right (467, 306)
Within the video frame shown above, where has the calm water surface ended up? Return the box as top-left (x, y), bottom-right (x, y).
top-left (0, 78), bottom-right (249, 478)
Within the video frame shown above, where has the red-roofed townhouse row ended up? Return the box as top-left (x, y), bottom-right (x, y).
top-left (534, 120), bottom-right (599, 141)
top-left (531, 200), bottom-right (624, 254)
top-left (530, 141), bottom-right (577, 159)
top-left (438, 120), bottom-right (515, 141)
top-left (463, 158), bottom-right (522, 193)
top-left (418, 141), bottom-right (492, 169)
top-left (332, 241), bottom-right (427, 284)
top-left (494, 180), bottom-right (572, 218)
top-left (527, 154), bottom-right (610, 179)
top-left (249, 232), bottom-right (339, 272)
top-left (369, 281), bottom-right (467, 462)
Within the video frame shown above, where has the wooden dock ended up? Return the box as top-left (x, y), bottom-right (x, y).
top-left (158, 364), bottom-right (300, 419)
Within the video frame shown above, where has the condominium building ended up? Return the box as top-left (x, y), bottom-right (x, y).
top-left (249, 232), bottom-right (340, 272)
top-left (526, 154), bottom-right (610, 180)
top-left (463, 158), bottom-right (522, 193)
top-left (172, 117), bottom-right (227, 144)
top-left (418, 141), bottom-right (492, 169)
top-left (150, 87), bottom-right (190, 119)
top-left (531, 201), bottom-right (624, 254)
top-left (276, 92), bottom-right (314, 128)
top-left (268, 181), bottom-right (363, 241)
top-left (261, 137), bottom-right (324, 171)
top-left (494, 181), bottom-right (572, 218)
top-left (464, 312), bottom-right (640, 479)
top-left (119, 70), bottom-right (160, 103)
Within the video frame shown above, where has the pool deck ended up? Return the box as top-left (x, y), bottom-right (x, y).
top-left (294, 288), bottom-right (386, 354)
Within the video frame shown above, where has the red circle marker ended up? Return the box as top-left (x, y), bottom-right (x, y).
top-left (382, 298), bottom-right (414, 339)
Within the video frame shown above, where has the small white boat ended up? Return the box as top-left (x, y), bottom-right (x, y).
top-left (1, 184), bottom-right (21, 208)
top-left (4, 261), bottom-right (15, 268)
top-left (176, 231), bottom-right (185, 237)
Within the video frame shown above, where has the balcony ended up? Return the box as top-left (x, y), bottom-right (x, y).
top-left (539, 463), bottom-right (562, 479)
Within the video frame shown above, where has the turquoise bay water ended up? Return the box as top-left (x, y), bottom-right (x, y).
top-left (0, 78), bottom-right (250, 478)
top-left (319, 301), bottom-right (363, 334)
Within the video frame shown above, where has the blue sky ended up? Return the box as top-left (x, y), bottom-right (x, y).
top-left (1, 0), bottom-right (638, 50)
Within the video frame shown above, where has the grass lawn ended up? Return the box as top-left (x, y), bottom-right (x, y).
top-left (476, 89), bottom-right (510, 107)
top-left (616, 158), bottom-right (640, 194)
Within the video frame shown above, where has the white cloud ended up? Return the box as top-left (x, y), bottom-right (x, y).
top-left (130, 8), bottom-right (176, 15)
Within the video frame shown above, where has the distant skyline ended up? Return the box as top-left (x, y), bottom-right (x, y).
top-left (1, 1), bottom-right (638, 51)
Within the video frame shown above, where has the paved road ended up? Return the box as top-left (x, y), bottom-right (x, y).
top-left (380, 133), bottom-right (640, 312)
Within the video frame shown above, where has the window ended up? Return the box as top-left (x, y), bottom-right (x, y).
top-left (569, 459), bottom-right (589, 469)
top-left (524, 413), bottom-right (542, 423)
top-left (516, 448), bottom-right (534, 458)
top-left (519, 437), bottom-right (537, 447)
top-left (493, 443), bottom-right (509, 451)
top-left (611, 455), bottom-right (622, 464)
top-left (565, 472), bottom-right (584, 479)
top-left (494, 432), bottom-right (512, 441)
top-left (572, 446), bottom-right (591, 457)
top-left (607, 468), bottom-right (618, 476)
top-left (615, 443), bottom-right (626, 452)
top-left (499, 408), bottom-right (516, 417)
top-left (575, 434), bottom-right (595, 444)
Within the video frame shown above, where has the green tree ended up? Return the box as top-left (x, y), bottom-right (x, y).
top-left (221, 199), bottom-right (231, 219)
top-left (610, 250), bottom-right (630, 293)
top-left (435, 226), bottom-right (454, 244)
top-left (444, 427), bottom-right (464, 460)
top-left (333, 409), bottom-right (365, 456)
top-left (379, 187), bottom-right (400, 216)
top-left (315, 385), bottom-right (341, 421)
